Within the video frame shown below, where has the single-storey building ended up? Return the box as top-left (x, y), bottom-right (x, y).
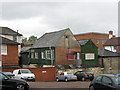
top-left (21, 28), bottom-right (81, 67)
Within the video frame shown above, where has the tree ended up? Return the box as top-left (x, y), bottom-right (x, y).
top-left (28, 35), bottom-right (37, 42)
top-left (22, 35), bottom-right (37, 43)
top-left (22, 38), bottom-right (27, 43)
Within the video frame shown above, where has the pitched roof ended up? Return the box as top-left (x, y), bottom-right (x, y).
top-left (0, 27), bottom-right (22, 36)
top-left (32, 28), bottom-right (69, 48)
top-left (21, 47), bottom-right (31, 53)
top-left (98, 49), bottom-right (120, 57)
top-left (104, 37), bottom-right (120, 46)
top-left (0, 36), bottom-right (19, 45)
top-left (75, 32), bottom-right (109, 35)
top-left (78, 39), bottom-right (89, 46)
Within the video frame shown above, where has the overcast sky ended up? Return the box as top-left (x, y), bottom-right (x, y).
top-left (0, 0), bottom-right (119, 38)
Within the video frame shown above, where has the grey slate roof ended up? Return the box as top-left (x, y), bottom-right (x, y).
top-left (0, 36), bottom-right (19, 45)
top-left (104, 37), bottom-right (120, 46)
top-left (21, 47), bottom-right (31, 53)
top-left (78, 39), bottom-right (89, 46)
top-left (0, 27), bottom-right (22, 36)
top-left (32, 28), bottom-right (69, 48)
top-left (98, 49), bottom-right (120, 57)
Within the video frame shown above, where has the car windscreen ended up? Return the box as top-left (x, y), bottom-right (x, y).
top-left (21, 69), bottom-right (31, 74)
top-left (86, 72), bottom-right (93, 74)
top-left (67, 73), bottom-right (73, 75)
top-left (3, 72), bottom-right (13, 74)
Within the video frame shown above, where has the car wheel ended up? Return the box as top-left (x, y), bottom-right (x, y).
top-left (16, 84), bottom-right (25, 90)
top-left (90, 78), bottom-right (93, 81)
top-left (89, 86), bottom-right (94, 90)
top-left (81, 77), bottom-right (85, 81)
top-left (56, 78), bottom-right (59, 82)
top-left (65, 78), bottom-right (68, 82)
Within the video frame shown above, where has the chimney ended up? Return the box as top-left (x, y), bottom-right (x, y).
top-left (109, 30), bottom-right (113, 39)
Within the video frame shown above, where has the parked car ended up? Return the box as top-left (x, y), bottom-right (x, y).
top-left (0, 72), bottom-right (29, 90)
top-left (89, 74), bottom-right (120, 90)
top-left (2, 72), bottom-right (15, 79)
top-left (74, 71), bottom-right (94, 81)
top-left (116, 73), bottom-right (120, 77)
top-left (56, 72), bottom-right (77, 82)
top-left (13, 69), bottom-right (35, 81)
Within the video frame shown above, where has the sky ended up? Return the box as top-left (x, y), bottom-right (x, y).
top-left (0, 0), bottom-right (119, 38)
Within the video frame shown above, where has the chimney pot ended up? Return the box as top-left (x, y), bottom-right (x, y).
top-left (109, 31), bottom-right (113, 35)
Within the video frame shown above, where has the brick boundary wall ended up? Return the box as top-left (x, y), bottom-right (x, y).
top-left (2, 67), bottom-right (56, 82)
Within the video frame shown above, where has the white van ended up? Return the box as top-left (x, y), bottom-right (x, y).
top-left (13, 69), bottom-right (35, 81)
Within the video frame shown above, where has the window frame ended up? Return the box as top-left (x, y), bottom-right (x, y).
top-left (85, 53), bottom-right (95, 60)
top-left (0, 45), bottom-right (7, 55)
top-left (35, 52), bottom-right (39, 59)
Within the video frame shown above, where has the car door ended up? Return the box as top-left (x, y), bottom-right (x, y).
top-left (74, 71), bottom-right (83, 80)
top-left (15, 70), bottom-right (22, 79)
top-left (1, 73), bottom-right (16, 89)
top-left (101, 76), bottom-right (115, 90)
top-left (58, 73), bottom-right (65, 80)
top-left (93, 75), bottom-right (103, 89)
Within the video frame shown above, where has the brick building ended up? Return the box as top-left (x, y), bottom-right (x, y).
top-left (0, 27), bottom-right (23, 53)
top-left (74, 31), bottom-right (115, 49)
top-left (0, 36), bottom-right (19, 68)
top-left (21, 28), bottom-right (81, 67)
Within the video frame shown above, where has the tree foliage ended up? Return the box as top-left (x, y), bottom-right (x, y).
top-left (22, 35), bottom-right (37, 43)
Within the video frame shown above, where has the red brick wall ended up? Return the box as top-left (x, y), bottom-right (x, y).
top-left (2, 67), bottom-right (56, 82)
top-left (1, 45), bottom-right (18, 65)
top-left (55, 47), bottom-right (80, 65)
top-left (74, 33), bottom-right (109, 48)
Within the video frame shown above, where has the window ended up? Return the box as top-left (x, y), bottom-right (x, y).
top-left (41, 50), bottom-right (54, 59)
top-left (0, 45), bottom-right (7, 55)
top-left (102, 76), bottom-right (112, 85)
top-left (31, 52), bottom-right (34, 59)
top-left (46, 50), bottom-right (51, 59)
top-left (35, 52), bottom-right (38, 59)
top-left (41, 52), bottom-right (45, 59)
top-left (0, 73), bottom-right (7, 79)
top-left (85, 53), bottom-right (95, 60)
top-left (66, 54), bottom-right (76, 60)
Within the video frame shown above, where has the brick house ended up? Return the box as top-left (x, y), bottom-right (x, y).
top-left (22, 28), bottom-right (80, 67)
top-left (104, 37), bottom-right (120, 53)
top-left (74, 31), bottom-right (115, 49)
top-left (0, 36), bottom-right (20, 69)
top-left (0, 27), bottom-right (23, 53)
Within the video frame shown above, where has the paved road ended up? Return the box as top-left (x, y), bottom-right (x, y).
top-left (28, 81), bottom-right (90, 88)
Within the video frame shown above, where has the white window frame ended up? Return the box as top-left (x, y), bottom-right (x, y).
top-left (35, 52), bottom-right (39, 59)
top-left (85, 53), bottom-right (95, 60)
top-left (31, 52), bottom-right (34, 59)
top-left (45, 50), bottom-right (51, 59)
top-left (41, 52), bottom-right (45, 59)
top-left (0, 45), bottom-right (7, 55)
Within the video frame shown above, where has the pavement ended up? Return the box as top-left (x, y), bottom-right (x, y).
top-left (28, 81), bottom-right (91, 88)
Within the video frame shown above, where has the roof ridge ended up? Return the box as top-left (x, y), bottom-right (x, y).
top-left (45, 28), bottom-right (70, 34)
top-left (74, 32), bottom-right (109, 36)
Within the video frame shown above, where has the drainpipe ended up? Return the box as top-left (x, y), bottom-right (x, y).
top-left (109, 46), bottom-right (112, 74)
